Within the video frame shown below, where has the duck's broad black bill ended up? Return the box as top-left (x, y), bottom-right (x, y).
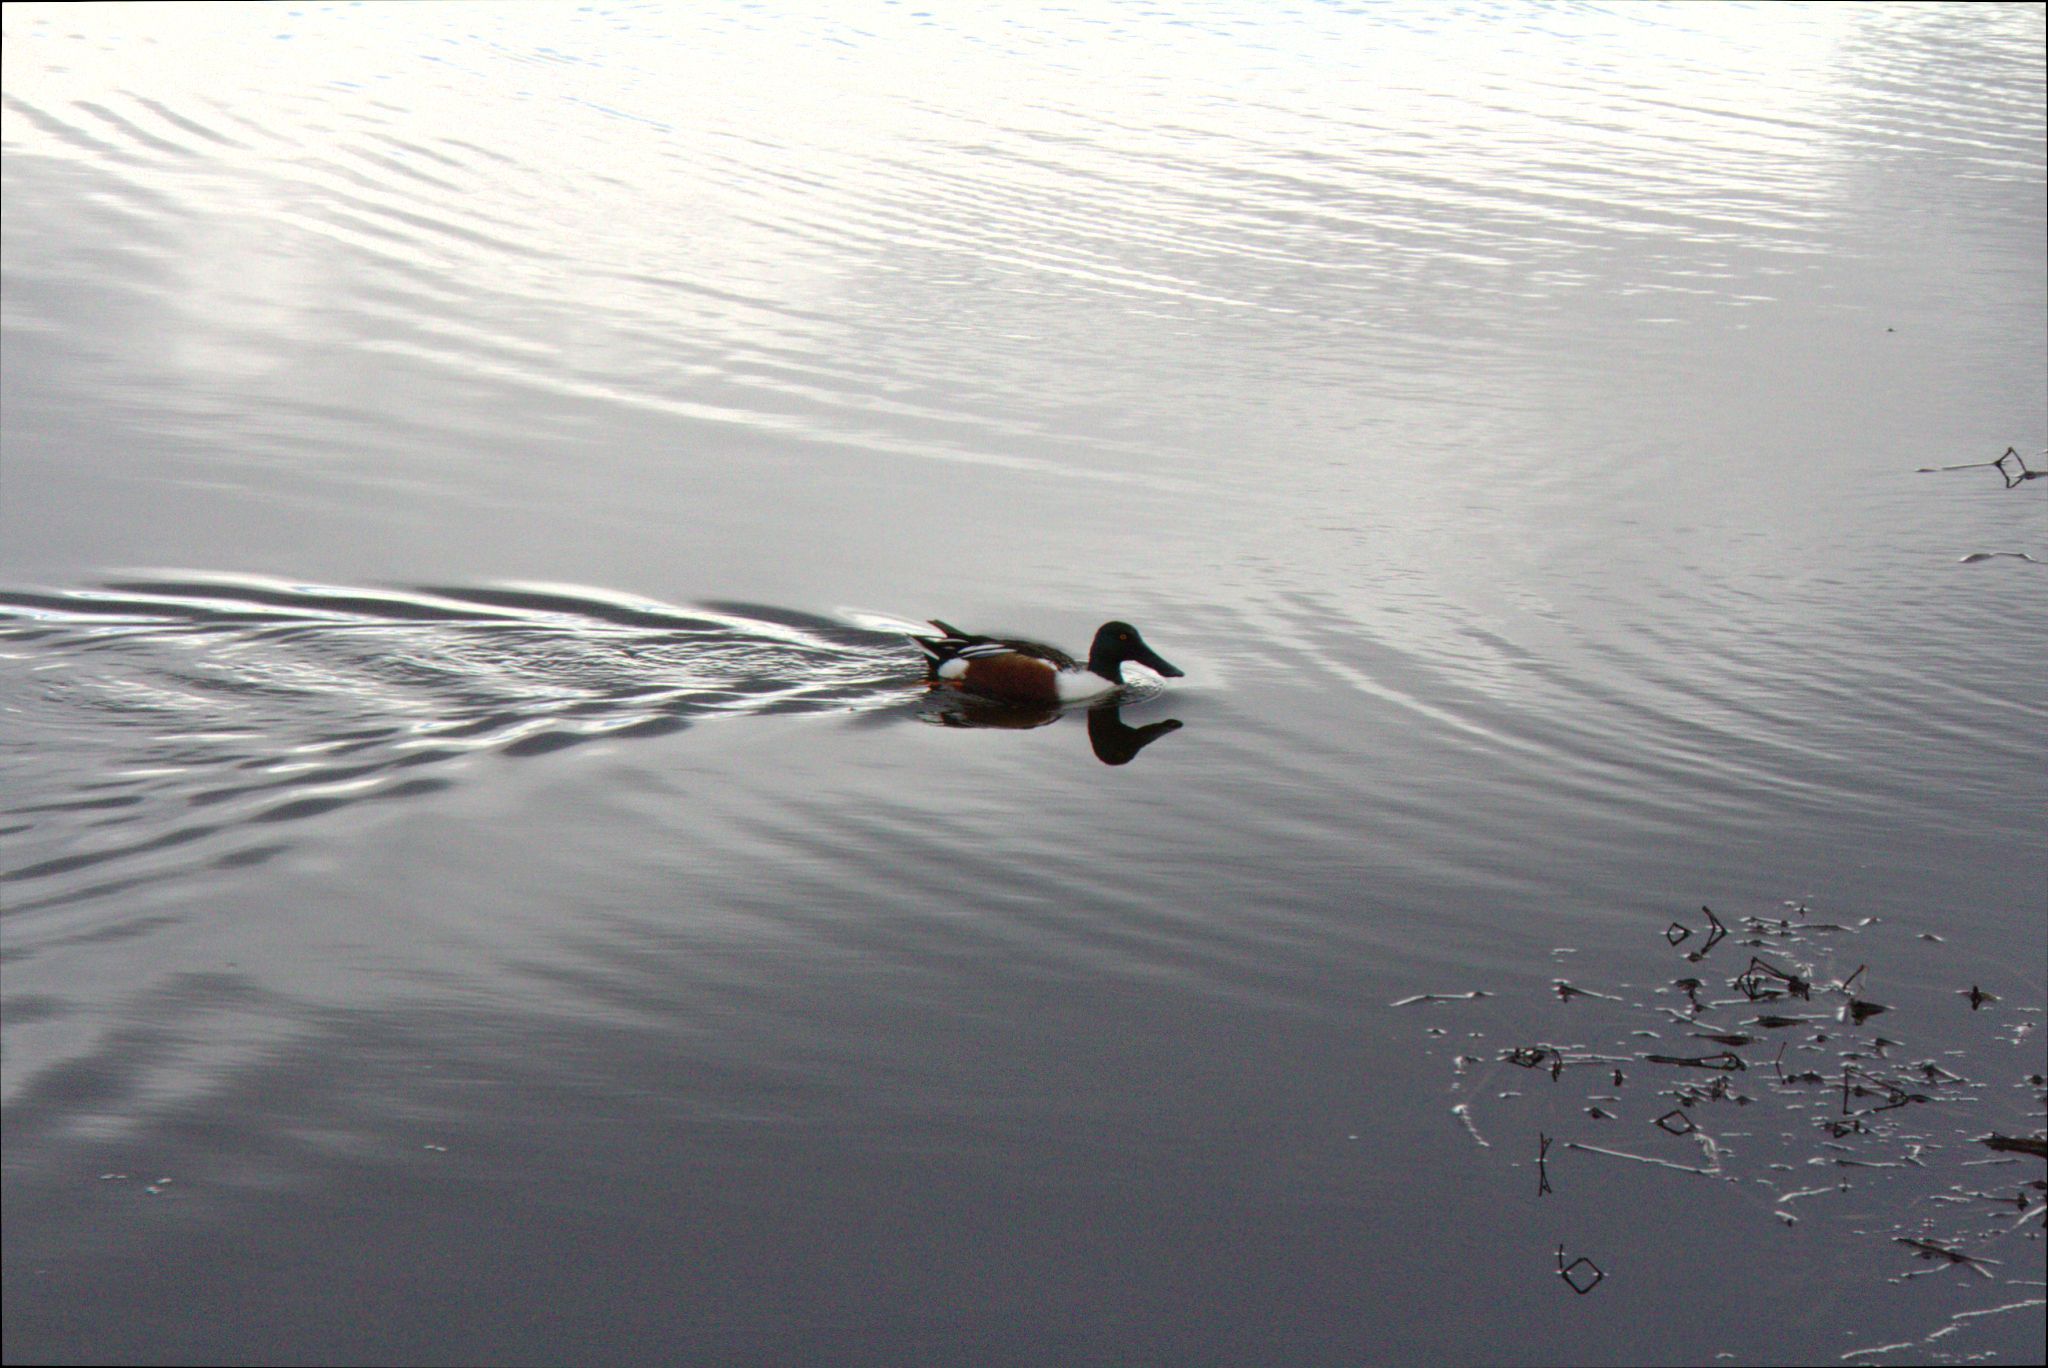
top-left (1136, 644), bottom-right (1184, 678)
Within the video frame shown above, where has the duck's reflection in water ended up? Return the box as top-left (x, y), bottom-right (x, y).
top-left (919, 694), bottom-right (1183, 766)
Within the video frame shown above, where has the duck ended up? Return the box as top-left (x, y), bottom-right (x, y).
top-left (912, 619), bottom-right (1184, 705)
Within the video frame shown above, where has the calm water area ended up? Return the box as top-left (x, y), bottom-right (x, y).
top-left (3, 4), bottom-right (2044, 1364)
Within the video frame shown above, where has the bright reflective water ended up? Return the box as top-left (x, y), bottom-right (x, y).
top-left (4, 4), bottom-right (2043, 1364)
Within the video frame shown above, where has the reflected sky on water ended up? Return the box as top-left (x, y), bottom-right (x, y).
top-left (4, 4), bottom-right (2044, 1363)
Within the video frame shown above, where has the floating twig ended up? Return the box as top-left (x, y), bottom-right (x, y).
top-left (1840, 1064), bottom-right (1927, 1117)
top-left (1563, 1140), bottom-right (1719, 1177)
top-left (1978, 1132), bottom-right (2048, 1160)
top-left (1555, 1244), bottom-right (1604, 1294)
top-left (1692, 1031), bottom-right (1760, 1047)
top-left (1666, 905), bottom-right (1728, 961)
top-left (1672, 1075), bottom-right (1743, 1106)
top-left (1645, 1051), bottom-right (1745, 1072)
top-left (1390, 990), bottom-right (1489, 1007)
top-left (1737, 955), bottom-right (1810, 1002)
top-left (1893, 1237), bottom-right (1997, 1279)
top-left (1655, 1108), bottom-right (1697, 1136)
top-left (1917, 446), bottom-right (2043, 488)
top-left (1502, 1045), bottom-right (1575, 1081)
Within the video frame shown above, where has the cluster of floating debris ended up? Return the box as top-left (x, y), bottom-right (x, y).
top-left (1398, 900), bottom-right (2046, 1315)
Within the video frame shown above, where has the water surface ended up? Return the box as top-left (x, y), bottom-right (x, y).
top-left (4, 4), bottom-right (2044, 1364)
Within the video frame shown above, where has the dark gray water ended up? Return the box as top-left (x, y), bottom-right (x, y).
top-left (4, 4), bottom-right (2043, 1364)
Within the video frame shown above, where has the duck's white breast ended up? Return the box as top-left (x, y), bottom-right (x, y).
top-left (1054, 671), bottom-right (1116, 703)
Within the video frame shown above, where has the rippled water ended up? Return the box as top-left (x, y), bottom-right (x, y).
top-left (5, 4), bottom-right (2044, 1364)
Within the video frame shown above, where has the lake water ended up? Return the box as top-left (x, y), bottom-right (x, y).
top-left (3, 4), bottom-right (2043, 1363)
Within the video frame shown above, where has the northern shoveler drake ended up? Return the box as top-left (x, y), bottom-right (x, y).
top-left (913, 619), bottom-right (1184, 705)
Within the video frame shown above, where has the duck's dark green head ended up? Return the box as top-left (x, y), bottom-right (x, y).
top-left (1088, 621), bottom-right (1184, 683)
